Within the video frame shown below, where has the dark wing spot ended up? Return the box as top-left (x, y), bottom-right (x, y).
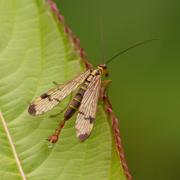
top-left (78, 111), bottom-right (84, 115)
top-left (40, 93), bottom-right (53, 101)
top-left (85, 116), bottom-right (95, 124)
top-left (78, 133), bottom-right (89, 141)
top-left (40, 93), bottom-right (49, 99)
top-left (54, 98), bottom-right (61, 102)
top-left (28, 104), bottom-right (36, 115)
top-left (89, 116), bottom-right (95, 124)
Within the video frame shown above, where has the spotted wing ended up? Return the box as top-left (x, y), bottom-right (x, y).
top-left (75, 75), bottom-right (101, 141)
top-left (28, 70), bottom-right (91, 116)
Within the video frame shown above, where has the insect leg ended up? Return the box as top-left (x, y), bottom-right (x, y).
top-left (101, 80), bottom-right (112, 89)
top-left (49, 112), bottom-right (62, 118)
top-left (100, 80), bottom-right (112, 99)
top-left (52, 81), bottom-right (61, 86)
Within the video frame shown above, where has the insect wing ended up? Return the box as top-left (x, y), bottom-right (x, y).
top-left (28, 70), bottom-right (91, 115)
top-left (75, 75), bottom-right (101, 141)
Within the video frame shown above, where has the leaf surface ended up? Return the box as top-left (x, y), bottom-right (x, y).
top-left (0, 0), bottom-right (126, 179)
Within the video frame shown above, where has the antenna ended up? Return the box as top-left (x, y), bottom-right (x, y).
top-left (99, 16), bottom-right (105, 63)
top-left (105, 39), bottom-right (159, 65)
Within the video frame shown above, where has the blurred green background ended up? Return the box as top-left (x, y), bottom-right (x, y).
top-left (55, 0), bottom-right (180, 179)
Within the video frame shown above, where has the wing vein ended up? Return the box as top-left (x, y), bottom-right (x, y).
top-left (28, 70), bottom-right (90, 115)
top-left (75, 75), bottom-right (101, 141)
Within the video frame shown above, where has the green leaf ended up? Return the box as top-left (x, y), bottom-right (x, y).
top-left (0, 0), bottom-right (127, 179)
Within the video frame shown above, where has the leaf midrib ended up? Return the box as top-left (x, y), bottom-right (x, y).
top-left (0, 112), bottom-right (27, 180)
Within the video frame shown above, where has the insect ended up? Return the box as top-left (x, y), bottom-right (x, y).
top-left (28, 39), bottom-right (158, 143)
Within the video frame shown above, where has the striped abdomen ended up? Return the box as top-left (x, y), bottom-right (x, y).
top-left (64, 74), bottom-right (94, 120)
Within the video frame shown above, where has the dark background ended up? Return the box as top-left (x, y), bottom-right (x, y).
top-left (55, 0), bottom-right (180, 179)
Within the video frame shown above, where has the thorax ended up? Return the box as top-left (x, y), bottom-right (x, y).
top-left (86, 69), bottom-right (102, 82)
